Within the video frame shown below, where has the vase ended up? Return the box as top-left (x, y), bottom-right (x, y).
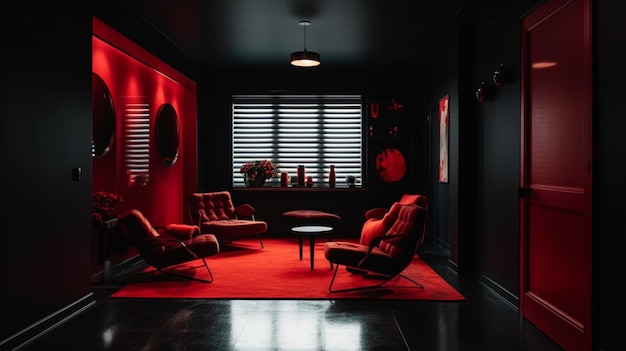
top-left (329, 165), bottom-right (336, 188)
top-left (297, 165), bottom-right (305, 187)
top-left (244, 174), bottom-right (266, 187)
top-left (280, 172), bottom-right (288, 187)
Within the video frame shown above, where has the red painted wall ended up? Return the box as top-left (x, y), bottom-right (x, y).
top-left (92, 18), bottom-right (197, 226)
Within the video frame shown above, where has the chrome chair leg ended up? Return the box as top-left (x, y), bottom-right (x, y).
top-left (158, 256), bottom-right (214, 283)
top-left (328, 264), bottom-right (424, 293)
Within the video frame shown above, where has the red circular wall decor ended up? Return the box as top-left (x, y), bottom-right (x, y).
top-left (375, 147), bottom-right (406, 182)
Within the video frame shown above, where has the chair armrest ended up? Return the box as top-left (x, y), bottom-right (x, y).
top-left (235, 204), bottom-right (256, 219)
top-left (357, 234), bottom-right (409, 267)
top-left (164, 224), bottom-right (200, 240)
top-left (364, 208), bottom-right (388, 220)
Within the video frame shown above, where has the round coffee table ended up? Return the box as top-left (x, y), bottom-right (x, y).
top-left (291, 225), bottom-right (333, 270)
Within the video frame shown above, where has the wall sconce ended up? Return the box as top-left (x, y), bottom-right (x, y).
top-left (476, 81), bottom-right (490, 103)
top-left (476, 63), bottom-right (508, 103)
top-left (492, 63), bottom-right (507, 86)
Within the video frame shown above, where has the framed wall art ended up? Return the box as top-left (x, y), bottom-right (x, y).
top-left (438, 95), bottom-right (449, 183)
top-left (366, 96), bottom-right (414, 187)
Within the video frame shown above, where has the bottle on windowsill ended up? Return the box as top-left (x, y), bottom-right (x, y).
top-left (281, 171), bottom-right (288, 187)
top-left (297, 165), bottom-right (305, 187)
top-left (329, 165), bottom-right (336, 188)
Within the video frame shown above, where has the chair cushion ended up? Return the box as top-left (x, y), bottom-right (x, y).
top-left (379, 205), bottom-right (421, 256)
top-left (202, 192), bottom-right (235, 221)
top-left (182, 234), bottom-right (220, 257)
top-left (127, 209), bottom-right (160, 238)
top-left (188, 193), bottom-right (209, 223)
top-left (201, 219), bottom-right (267, 236)
top-left (323, 242), bottom-right (399, 274)
top-left (189, 192), bottom-right (236, 223)
top-left (359, 202), bottom-right (403, 245)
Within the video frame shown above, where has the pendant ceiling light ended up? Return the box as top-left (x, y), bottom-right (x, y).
top-left (290, 20), bottom-right (320, 67)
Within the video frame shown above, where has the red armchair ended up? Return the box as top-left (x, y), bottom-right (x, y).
top-left (187, 191), bottom-right (267, 248)
top-left (121, 209), bottom-right (220, 283)
top-left (324, 202), bottom-right (429, 293)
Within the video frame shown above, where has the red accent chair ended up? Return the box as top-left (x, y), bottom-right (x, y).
top-left (323, 200), bottom-right (429, 293)
top-left (120, 209), bottom-right (220, 283)
top-left (187, 191), bottom-right (267, 248)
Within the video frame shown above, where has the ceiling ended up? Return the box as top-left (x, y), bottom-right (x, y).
top-left (121, 0), bottom-right (467, 70)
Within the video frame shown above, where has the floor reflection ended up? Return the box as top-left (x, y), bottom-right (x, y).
top-left (229, 300), bottom-right (405, 350)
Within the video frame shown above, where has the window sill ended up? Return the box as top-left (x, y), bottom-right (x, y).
top-left (233, 185), bottom-right (367, 192)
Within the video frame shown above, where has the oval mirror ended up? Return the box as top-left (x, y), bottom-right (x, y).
top-left (155, 103), bottom-right (180, 167)
top-left (92, 73), bottom-right (116, 158)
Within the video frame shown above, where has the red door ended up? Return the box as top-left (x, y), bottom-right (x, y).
top-left (520, 0), bottom-right (592, 350)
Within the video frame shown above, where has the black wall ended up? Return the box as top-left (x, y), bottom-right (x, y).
top-left (1, 1), bottom-right (93, 343)
top-left (593, 1), bottom-right (626, 349)
top-left (444, 0), bottom-right (538, 304)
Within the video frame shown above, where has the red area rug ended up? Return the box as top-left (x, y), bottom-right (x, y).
top-left (111, 238), bottom-right (464, 300)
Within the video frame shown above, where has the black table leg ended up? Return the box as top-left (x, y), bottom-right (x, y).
top-left (299, 234), bottom-right (303, 260)
top-left (310, 234), bottom-right (315, 270)
top-left (328, 233), bottom-right (333, 269)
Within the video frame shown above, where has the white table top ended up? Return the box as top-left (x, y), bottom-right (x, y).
top-left (291, 225), bottom-right (333, 234)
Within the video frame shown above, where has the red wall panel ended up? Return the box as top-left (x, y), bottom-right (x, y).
top-left (92, 18), bottom-right (197, 226)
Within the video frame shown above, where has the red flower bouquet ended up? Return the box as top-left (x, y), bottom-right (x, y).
top-left (239, 160), bottom-right (279, 186)
top-left (92, 191), bottom-right (123, 222)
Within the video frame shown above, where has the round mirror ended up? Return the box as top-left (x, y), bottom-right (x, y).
top-left (92, 73), bottom-right (116, 158)
top-left (155, 103), bottom-right (180, 167)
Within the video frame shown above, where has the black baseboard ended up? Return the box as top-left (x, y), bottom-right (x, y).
top-left (0, 294), bottom-right (96, 351)
top-left (475, 272), bottom-right (519, 310)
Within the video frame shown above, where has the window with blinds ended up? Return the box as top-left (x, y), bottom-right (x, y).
top-left (232, 95), bottom-right (363, 187)
top-left (124, 99), bottom-right (151, 185)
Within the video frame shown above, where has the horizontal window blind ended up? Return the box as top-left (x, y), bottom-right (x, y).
top-left (124, 99), bottom-right (151, 185)
top-left (232, 95), bottom-right (363, 187)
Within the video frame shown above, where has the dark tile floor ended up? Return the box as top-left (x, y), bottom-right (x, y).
top-left (17, 243), bottom-right (564, 351)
